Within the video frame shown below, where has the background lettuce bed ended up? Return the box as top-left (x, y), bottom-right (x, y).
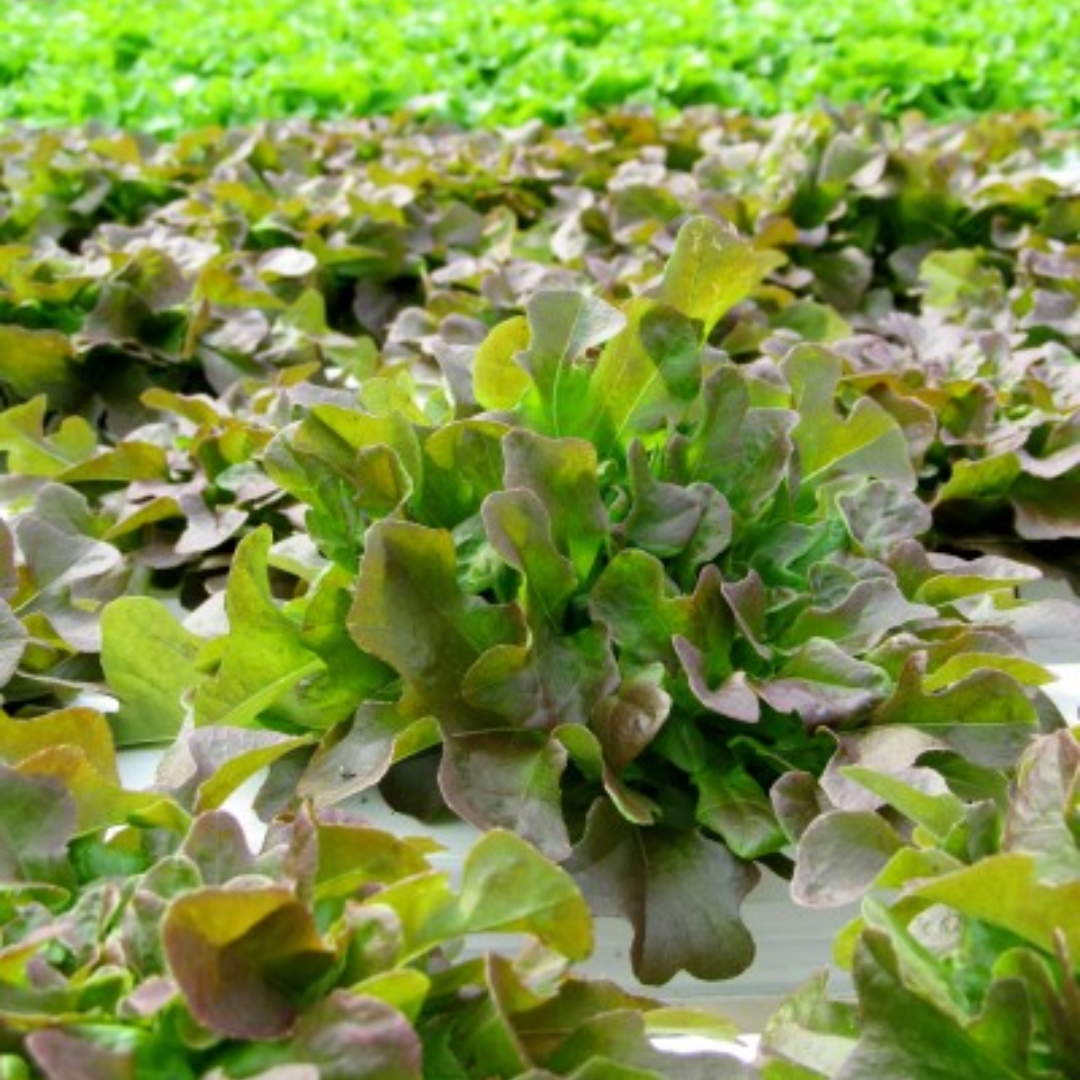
top-left (1, 105), bottom-right (1079, 1076)
top-left (1, 0), bottom-right (1079, 131)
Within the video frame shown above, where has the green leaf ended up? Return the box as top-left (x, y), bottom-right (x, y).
top-left (457, 829), bottom-right (593, 961)
top-left (657, 216), bottom-right (771, 335)
top-left (666, 366), bottom-right (796, 520)
top-left (17, 744), bottom-right (188, 836)
top-left (517, 291), bottom-right (626, 437)
top-left (314, 821), bottom-right (434, 899)
top-left (695, 760), bottom-right (788, 860)
top-left (589, 550), bottom-right (693, 670)
top-left (843, 767), bottom-right (966, 841)
top-left (503, 429), bottom-right (609, 580)
top-left (0, 397), bottom-right (96, 477)
top-left (587, 299), bottom-right (702, 454)
top-left (420, 418), bottom-right (508, 528)
top-left (762, 971), bottom-right (859, 1077)
top-left (348, 520), bottom-right (524, 733)
top-left (292, 566), bottom-right (398, 729)
top-left (474, 314), bottom-right (532, 410)
top-left (783, 345), bottom-right (914, 493)
top-left (0, 326), bottom-right (82, 408)
top-left (839, 930), bottom-right (1029, 1080)
top-left (912, 853), bottom-right (1080, 958)
top-left (482, 487), bottom-right (578, 623)
top-left (935, 454), bottom-right (1022, 505)
top-left (57, 441), bottom-right (168, 484)
top-left (0, 707), bottom-right (118, 782)
top-left (101, 598), bottom-right (202, 746)
top-left (193, 527), bottom-right (326, 730)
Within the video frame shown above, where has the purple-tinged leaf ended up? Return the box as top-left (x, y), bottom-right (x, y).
top-left (623, 441), bottom-right (732, 569)
top-left (0, 600), bottom-right (28, 687)
top-left (439, 731), bottom-right (571, 860)
top-left (1003, 730), bottom-right (1080, 882)
top-left (567, 800), bottom-right (758, 983)
top-left (771, 771), bottom-right (835, 844)
top-left (482, 488), bottom-right (578, 623)
top-left (157, 726), bottom-right (312, 814)
top-left (590, 550), bottom-right (693, 671)
top-left (792, 811), bottom-right (905, 907)
top-left (783, 578), bottom-right (936, 654)
top-left (164, 886), bottom-right (336, 1040)
top-left (756, 640), bottom-right (891, 727)
top-left (837, 479), bottom-right (932, 557)
top-left (503, 429), bottom-right (608, 579)
top-left (872, 653), bottom-right (1039, 767)
top-left (590, 678), bottom-right (672, 773)
top-left (280, 991), bottom-right (423, 1080)
top-left (462, 626), bottom-right (618, 731)
top-left (0, 764), bottom-right (75, 887)
top-left (675, 637), bottom-right (759, 722)
top-left (181, 811), bottom-right (255, 885)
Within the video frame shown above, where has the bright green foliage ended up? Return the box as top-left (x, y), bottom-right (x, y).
top-left (1, 0), bottom-right (1078, 131)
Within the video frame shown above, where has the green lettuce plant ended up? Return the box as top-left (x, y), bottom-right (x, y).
top-left (763, 729), bottom-right (1080, 1079)
top-left (0, 707), bottom-right (745, 1080)
top-left (106, 217), bottom-right (1060, 984)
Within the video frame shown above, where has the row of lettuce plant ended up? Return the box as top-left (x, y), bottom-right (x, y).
top-left (1, 709), bottom-right (1077, 1077)
top-left (0, 108), bottom-right (1077, 1069)
top-left (2, 107), bottom-right (1078, 560)
top-left (2, 209), bottom-right (1072, 982)
top-left (761, 728), bottom-right (1080, 1079)
top-left (0, 705), bottom-right (747, 1078)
